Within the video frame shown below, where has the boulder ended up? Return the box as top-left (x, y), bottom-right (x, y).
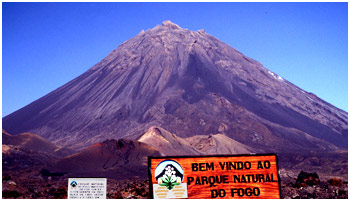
top-left (294, 171), bottom-right (320, 187)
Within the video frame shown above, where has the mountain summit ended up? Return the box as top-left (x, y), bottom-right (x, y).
top-left (3, 21), bottom-right (347, 152)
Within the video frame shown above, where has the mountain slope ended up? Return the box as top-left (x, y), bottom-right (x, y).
top-left (137, 126), bottom-right (199, 156)
top-left (138, 126), bottom-right (256, 155)
top-left (3, 21), bottom-right (347, 152)
top-left (2, 130), bottom-right (73, 158)
top-left (2, 144), bottom-right (56, 171)
top-left (186, 134), bottom-right (257, 155)
top-left (45, 139), bottom-right (161, 179)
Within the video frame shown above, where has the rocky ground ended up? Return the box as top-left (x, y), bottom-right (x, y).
top-left (2, 168), bottom-right (150, 199)
top-left (280, 171), bottom-right (348, 199)
top-left (2, 174), bottom-right (149, 199)
top-left (2, 168), bottom-right (347, 199)
top-left (4, 135), bottom-right (346, 199)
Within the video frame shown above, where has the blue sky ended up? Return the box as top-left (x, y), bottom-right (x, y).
top-left (2, 2), bottom-right (348, 116)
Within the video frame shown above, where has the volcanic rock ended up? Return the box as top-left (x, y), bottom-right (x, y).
top-left (329, 178), bottom-right (343, 187)
top-left (295, 171), bottom-right (320, 187)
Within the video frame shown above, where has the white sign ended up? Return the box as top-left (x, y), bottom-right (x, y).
top-left (68, 178), bottom-right (107, 199)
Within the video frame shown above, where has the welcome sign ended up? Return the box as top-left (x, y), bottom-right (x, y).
top-left (148, 154), bottom-right (281, 199)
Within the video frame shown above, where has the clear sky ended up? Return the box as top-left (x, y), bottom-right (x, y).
top-left (2, 2), bottom-right (348, 117)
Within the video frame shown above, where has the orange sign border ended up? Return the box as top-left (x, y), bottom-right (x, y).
top-left (148, 153), bottom-right (281, 199)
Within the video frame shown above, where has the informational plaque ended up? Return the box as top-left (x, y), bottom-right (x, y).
top-left (68, 178), bottom-right (107, 199)
top-left (148, 154), bottom-right (280, 199)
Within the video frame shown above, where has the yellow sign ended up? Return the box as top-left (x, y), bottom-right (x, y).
top-left (148, 154), bottom-right (281, 199)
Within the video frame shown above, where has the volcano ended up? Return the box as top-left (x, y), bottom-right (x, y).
top-left (3, 21), bottom-right (347, 155)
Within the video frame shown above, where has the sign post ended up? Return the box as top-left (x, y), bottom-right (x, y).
top-left (148, 154), bottom-right (281, 199)
top-left (68, 178), bottom-right (107, 199)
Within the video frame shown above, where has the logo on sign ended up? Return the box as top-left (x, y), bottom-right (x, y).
top-left (153, 160), bottom-right (188, 199)
top-left (70, 181), bottom-right (77, 188)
